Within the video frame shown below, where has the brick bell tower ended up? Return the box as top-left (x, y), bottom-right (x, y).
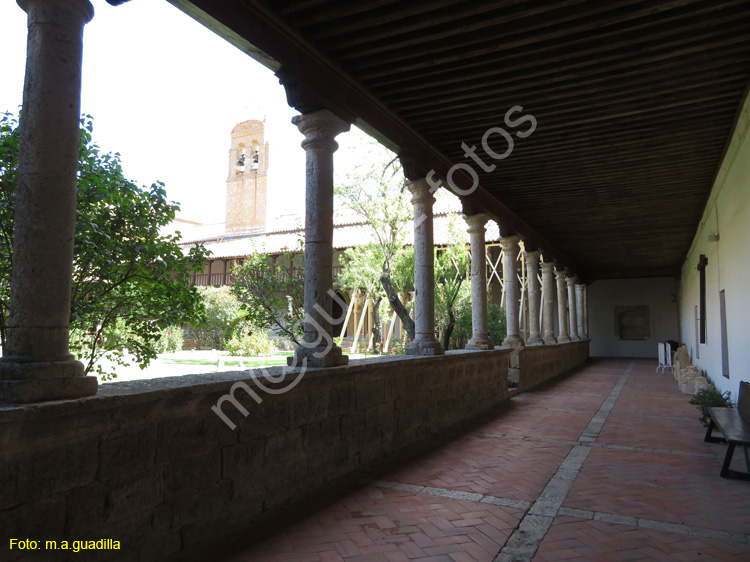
top-left (226, 119), bottom-right (269, 234)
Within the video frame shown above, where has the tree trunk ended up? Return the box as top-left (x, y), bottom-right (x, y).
top-left (380, 274), bottom-right (415, 341)
top-left (442, 308), bottom-right (456, 350)
top-left (372, 296), bottom-right (382, 353)
top-left (441, 276), bottom-right (464, 350)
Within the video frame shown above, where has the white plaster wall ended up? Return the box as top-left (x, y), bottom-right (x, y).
top-left (589, 277), bottom-right (679, 358)
top-left (679, 92), bottom-right (750, 399)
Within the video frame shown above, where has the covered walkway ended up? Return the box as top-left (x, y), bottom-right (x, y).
top-left (228, 359), bottom-right (750, 561)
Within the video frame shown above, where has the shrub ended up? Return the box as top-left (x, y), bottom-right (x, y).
top-left (157, 326), bottom-right (184, 353)
top-left (689, 387), bottom-right (733, 426)
top-left (183, 286), bottom-right (248, 349)
top-left (452, 301), bottom-right (507, 349)
top-left (224, 330), bottom-right (276, 357)
top-left (389, 338), bottom-right (407, 355)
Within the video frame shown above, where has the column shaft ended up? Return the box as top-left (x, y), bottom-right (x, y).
top-left (465, 214), bottom-right (491, 350)
top-left (575, 283), bottom-right (586, 340)
top-left (0, 0), bottom-right (97, 403)
top-left (406, 179), bottom-right (444, 355)
top-left (541, 261), bottom-right (557, 344)
top-left (582, 285), bottom-right (589, 338)
top-left (290, 109), bottom-right (350, 367)
top-left (555, 270), bottom-right (571, 343)
top-left (500, 235), bottom-right (523, 347)
top-left (567, 276), bottom-right (580, 341)
top-left (525, 251), bottom-right (543, 345)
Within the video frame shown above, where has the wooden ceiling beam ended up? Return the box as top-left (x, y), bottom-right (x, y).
top-left (330, 0), bottom-right (706, 64)
top-left (373, 19), bottom-right (749, 99)
top-left (359, 0), bottom-right (747, 82)
top-left (394, 41), bottom-right (749, 116)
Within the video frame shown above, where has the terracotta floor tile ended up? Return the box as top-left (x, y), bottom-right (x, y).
top-left (535, 518), bottom-right (750, 562)
top-left (564, 448), bottom-right (750, 534)
top-left (223, 359), bottom-right (750, 562)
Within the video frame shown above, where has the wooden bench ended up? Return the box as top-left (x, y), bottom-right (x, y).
top-left (704, 381), bottom-right (750, 480)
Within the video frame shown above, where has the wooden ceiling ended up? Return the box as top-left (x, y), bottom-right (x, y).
top-left (170, 0), bottom-right (750, 281)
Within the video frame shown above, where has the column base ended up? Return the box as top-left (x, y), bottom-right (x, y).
top-left (406, 338), bottom-right (445, 356)
top-left (466, 335), bottom-right (493, 350)
top-left (557, 335), bottom-right (572, 343)
top-left (570, 335), bottom-right (581, 341)
top-left (0, 359), bottom-right (96, 403)
top-left (288, 344), bottom-right (349, 368)
top-left (543, 336), bottom-right (558, 345)
top-left (526, 335), bottom-right (544, 346)
top-left (502, 335), bottom-right (524, 348)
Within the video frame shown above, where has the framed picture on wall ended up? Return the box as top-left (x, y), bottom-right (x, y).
top-left (614, 305), bottom-right (650, 340)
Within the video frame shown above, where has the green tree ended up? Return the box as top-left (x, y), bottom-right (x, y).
top-left (434, 217), bottom-right (471, 349)
top-left (335, 139), bottom-right (416, 340)
top-left (337, 243), bottom-right (386, 352)
top-left (231, 244), bottom-right (305, 345)
top-left (0, 112), bottom-right (208, 379)
top-left (183, 286), bottom-right (247, 349)
top-left (453, 301), bottom-right (507, 349)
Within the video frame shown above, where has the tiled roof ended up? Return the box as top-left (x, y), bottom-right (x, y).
top-left (177, 189), bottom-right (501, 258)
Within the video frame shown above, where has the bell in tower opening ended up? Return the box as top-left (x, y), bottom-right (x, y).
top-left (226, 120), bottom-right (269, 234)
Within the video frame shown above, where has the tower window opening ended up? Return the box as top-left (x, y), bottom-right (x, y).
top-left (252, 149), bottom-right (259, 170)
top-left (236, 149), bottom-right (246, 173)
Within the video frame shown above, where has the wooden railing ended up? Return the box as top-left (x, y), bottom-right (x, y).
top-left (193, 267), bottom-right (344, 287)
top-left (191, 273), bottom-right (235, 287)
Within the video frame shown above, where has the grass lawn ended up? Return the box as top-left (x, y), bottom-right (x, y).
top-left (161, 351), bottom-right (385, 369)
top-left (100, 350), bottom-right (397, 384)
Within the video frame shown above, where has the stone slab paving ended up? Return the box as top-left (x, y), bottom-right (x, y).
top-left (224, 359), bottom-right (750, 561)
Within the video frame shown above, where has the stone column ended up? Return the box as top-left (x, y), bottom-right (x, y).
top-left (525, 250), bottom-right (543, 345)
top-left (406, 179), bottom-right (444, 355)
top-left (567, 276), bottom-right (580, 341)
top-left (555, 270), bottom-right (571, 343)
top-left (464, 214), bottom-right (492, 350)
top-left (582, 284), bottom-right (589, 338)
top-left (541, 260), bottom-right (557, 345)
top-left (576, 283), bottom-right (586, 339)
top-left (0, 0), bottom-right (97, 403)
top-left (500, 235), bottom-right (523, 347)
top-left (289, 109), bottom-right (350, 367)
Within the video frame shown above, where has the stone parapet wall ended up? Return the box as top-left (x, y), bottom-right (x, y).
top-left (516, 340), bottom-right (590, 392)
top-left (0, 350), bottom-right (511, 561)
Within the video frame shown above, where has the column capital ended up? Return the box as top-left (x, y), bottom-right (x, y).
top-left (463, 212), bottom-right (488, 232)
top-left (19, 0), bottom-right (94, 24)
top-left (406, 177), bottom-right (436, 204)
top-left (541, 261), bottom-right (556, 273)
top-left (292, 109), bottom-right (350, 151)
top-left (525, 249), bottom-right (541, 261)
top-left (566, 275), bottom-right (578, 287)
top-left (499, 234), bottom-right (522, 250)
top-left (554, 269), bottom-right (567, 281)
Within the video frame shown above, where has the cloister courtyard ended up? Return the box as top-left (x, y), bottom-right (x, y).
top-left (2, 1), bottom-right (749, 561)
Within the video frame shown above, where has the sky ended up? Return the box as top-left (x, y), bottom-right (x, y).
top-left (0, 0), bottom-right (373, 226)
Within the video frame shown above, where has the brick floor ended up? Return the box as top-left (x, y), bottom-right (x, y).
top-left (536, 517), bottom-right (750, 561)
top-left (223, 358), bottom-right (750, 561)
top-left (227, 486), bottom-right (524, 561)
top-left (382, 435), bottom-right (573, 501)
